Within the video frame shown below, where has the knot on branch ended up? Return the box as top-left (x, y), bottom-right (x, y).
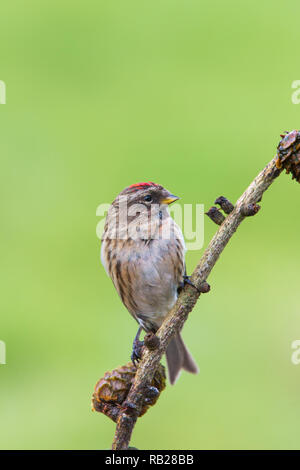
top-left (144, 332), bottom-right (160, 351)
top-left (241, 203), bottom-right (261, 217)
top-left (121, 401), bottom-right (139, 418)
top-left (198, 281), bottom-right (211, 293)
top-left (276, 130), bottom-right (300, 182)
top-left (92, 362), bottom-right (166, 422)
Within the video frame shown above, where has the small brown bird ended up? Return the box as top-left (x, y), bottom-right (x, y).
top-left (101, 182), bottom-right (198, 384)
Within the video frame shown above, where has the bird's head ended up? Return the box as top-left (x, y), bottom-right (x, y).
top-left (116, 182), bottom-right (179, 210)
top-left (105, 182), bottom-right (179, 239)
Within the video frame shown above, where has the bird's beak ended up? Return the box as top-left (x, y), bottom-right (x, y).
top-left (160, 194), bottom-right (180, 205)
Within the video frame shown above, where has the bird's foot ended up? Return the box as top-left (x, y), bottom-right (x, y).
top-left (131, 339), bottom-right (144, 367)
top-left (178, 275), bottom-right (211, 295)
top-left (182, 275), bottom-right (200, 293)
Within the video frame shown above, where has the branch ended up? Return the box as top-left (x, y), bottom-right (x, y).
top-left (111, 131), bottom-right (300, 450)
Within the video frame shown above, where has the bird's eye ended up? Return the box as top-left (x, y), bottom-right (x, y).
top-left (144, 195), bottom-right (152, 202)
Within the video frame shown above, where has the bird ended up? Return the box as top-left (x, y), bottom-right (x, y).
top-left (101, 182), bottom-right (198, 384)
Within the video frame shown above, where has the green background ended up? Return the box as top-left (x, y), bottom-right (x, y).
top-left (1, 0), bottom-right (300, 450)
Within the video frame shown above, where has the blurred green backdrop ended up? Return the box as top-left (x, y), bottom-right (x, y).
top-left (1, 0), bottom-right (300, 450)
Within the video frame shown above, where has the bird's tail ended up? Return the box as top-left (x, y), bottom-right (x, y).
top-left (165, 333), bottom-right (198, 385)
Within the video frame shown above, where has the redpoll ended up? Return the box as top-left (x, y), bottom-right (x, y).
top-left (101, 182), bottom-right (198, 384)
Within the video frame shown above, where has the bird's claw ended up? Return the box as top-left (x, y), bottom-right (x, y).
top-left (131, 340), bottom-right (144, 367)
top-left (182, 275), bottom-right (200, 293)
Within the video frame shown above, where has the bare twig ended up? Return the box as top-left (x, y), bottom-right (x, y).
top-left (111, 131), bottom-right (299, 450)
top-left (205, 206), bottom-right (225, 225)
